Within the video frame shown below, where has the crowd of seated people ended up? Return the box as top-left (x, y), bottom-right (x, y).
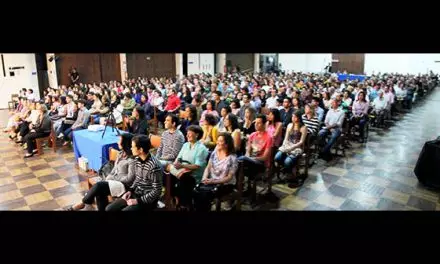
top-left (4, 70), bottom-right (439, 211)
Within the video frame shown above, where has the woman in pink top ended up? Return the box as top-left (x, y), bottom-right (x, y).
top-left (350, 91), bottom-right (369, 143)
top-left (266, 108), bottom-right (283, 147)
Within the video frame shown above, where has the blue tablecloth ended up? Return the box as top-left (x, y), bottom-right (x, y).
top-left (338, 74), bottom-right (367, 81)
top-left (72, 127), bottom-right (124, 171)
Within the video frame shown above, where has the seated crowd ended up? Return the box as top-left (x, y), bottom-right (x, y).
top-left (4, 70), bottom-right (439, 211)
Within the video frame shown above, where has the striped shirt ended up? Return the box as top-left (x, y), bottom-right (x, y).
top-left (156, 129), bottom-right (185, 161)
top-left (129, 155), bottom-right (163, 205)
top-left (302, 114), bottom-right (320, 135)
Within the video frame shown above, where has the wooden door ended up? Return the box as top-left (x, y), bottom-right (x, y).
top-left (56, 53), bottom-right (101, 85)
top-left (126, 53), bottom-right (176, 79)
top-left (153, 53), bottom-right (176, 78)
top-left (331, 54), bottom-right (365, 74)
top-left (100, 53), bottom-right (121, 82)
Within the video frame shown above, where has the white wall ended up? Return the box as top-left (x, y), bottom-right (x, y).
top-left (0, 53), bottom-right (39, 109)
top-left (187, 54), bottom-right (200, 75)
top-left (187, 53), bottom-right (215, 75)
top-left (278, 53), bottom-right (332, 73)
top-left (364, 53), bottom-right (440, 75)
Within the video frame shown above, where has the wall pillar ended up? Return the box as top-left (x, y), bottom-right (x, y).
top-left (120, 53), bottom-right (127, 82)
top-left (175, 53), bottom-right (183, 78)
top-left (216, 53), bottom-right (226, 74)
top-left (46, 53), bottom-right (58, 88)
top-left (254, 53), bottom-right (260, 73)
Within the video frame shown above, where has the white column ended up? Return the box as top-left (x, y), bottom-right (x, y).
top-left (175, 53), bottom-right (183, 77)
top-left (216, 53), bottom-right (226, 74)
top-left (254, 53), bottom-right (260, 73)
top-left (120, 53), bottom-right (127, 82)
top-left (46, 53), bottom-right (58, 88)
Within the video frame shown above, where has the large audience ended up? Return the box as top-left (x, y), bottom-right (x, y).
top-left (3, 70), bottom-right (439, 211)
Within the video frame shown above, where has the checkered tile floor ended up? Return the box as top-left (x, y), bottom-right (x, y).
top-left (1, 90), bottom-right (440, 210)
top-left (0, 136), bottom-right (89, 210)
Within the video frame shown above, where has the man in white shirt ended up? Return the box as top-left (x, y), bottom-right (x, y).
top-left (265, 88), bottom-right (278, 109)
top-left (371, 90), bottom-right (387, 126)
top-left (318, 100), bottom-right (345, 161)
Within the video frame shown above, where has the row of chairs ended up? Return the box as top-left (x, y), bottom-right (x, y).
top-left (87, 134), bottom-right (247, 211)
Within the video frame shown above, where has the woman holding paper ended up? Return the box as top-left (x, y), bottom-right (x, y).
top-left (67, 133), bottom-right (135, 211)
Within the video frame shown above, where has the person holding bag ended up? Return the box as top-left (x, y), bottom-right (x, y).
top-left (67, 133), bottom-right (135, 211)
top-left (274, 110), bottom-right (308, 188)
top-left (193, 133), bottom-right (238, 211)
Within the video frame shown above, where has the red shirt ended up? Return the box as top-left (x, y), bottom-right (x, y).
top-left (165, 94), bottom-right (181, 111)
top-left (248, 131), bottom-right (273, 168)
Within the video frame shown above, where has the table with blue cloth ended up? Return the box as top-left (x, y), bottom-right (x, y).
top-left (72, 127), bottom-right (124, 171)
top-left (338, 74), bottom-right (367, 82)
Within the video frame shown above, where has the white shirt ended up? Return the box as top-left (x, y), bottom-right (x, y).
top-left (266, 96), bottom-right (278, 109)
top-left (153, 97), bottom-right (164, 111)
top-left (384, 92), bottom-right (394, 109)
top-left (27, 93), bottom-right (35, 101)
top-left (394, 86), bottom-right (407, 98)
top-left (262, 85), bottom-right (271, 93)
top-left (373, 97), bottom-right (388, 111)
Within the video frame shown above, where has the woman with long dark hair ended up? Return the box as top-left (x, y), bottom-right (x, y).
top-left (292, 97), bottom-right (302, 112)
top-left (140, 93), bottom-right (153, 120)
top-left (178, 105), bottom-right (197, 136)
top-left (193, 133), bottom-right (239, 211)
top-left (322, 91), bottom-right (332, 110)
top-left (67, 133), bottom-right (136, 211)
top-left (223, 113), bottom-right (242, 154)
top-left (259, 89), bottom-right (267, 108)
top-left (180, 84), bottom-right (193, 105)
top-left (274, 110), bottom-right (308, 188)
top-left (266, 108), bottom-right (283, 147)
top-left (242, 107), bottom-right (256, 137)
top-left (350, 91), bottom-right (369, 143)
top-left (125, 106), bottom-right (149, 135)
